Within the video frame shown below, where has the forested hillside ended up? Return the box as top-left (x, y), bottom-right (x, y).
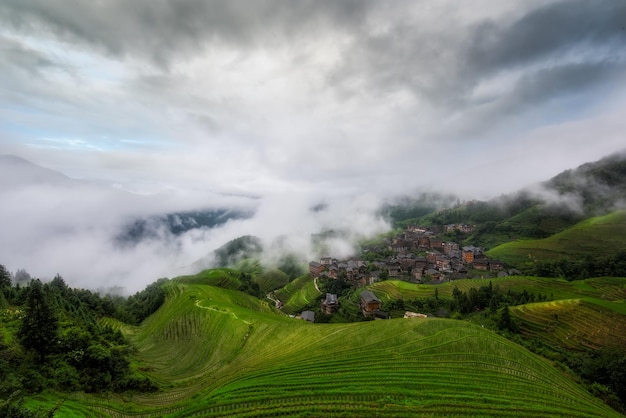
top-left (0, 267), bottom-right (164, 416)
top-left (385, 151), bottom-right (626, 250)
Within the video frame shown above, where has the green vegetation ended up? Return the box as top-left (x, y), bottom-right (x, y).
top-left (178, 268), bottom-right (263, 298)
top-left (273, 274), bottom-right (321, 314)
top-left (16, 279), bottom-right (620, 417)
top-left (0, 274), bottom-right (159, 417)
top-left (369, 276), bottom-right (626, 315)
top-left (4, 154), bottom-right (626, 416)
top-left (487, 211), bottom-right (626, 267)
top-left (546, 152), bottom-right (626, 214)
top-left (512, 299), bottom-right (626, 352)
top-left (212, 235), bottom-right (263, 268)
top-left (2, 266), bottom-right (625, 416)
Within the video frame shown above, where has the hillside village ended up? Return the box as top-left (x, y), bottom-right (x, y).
top-left (308, 223), bottom-right (511, 287)
top-left (303, 224), bottom-right (514, 319)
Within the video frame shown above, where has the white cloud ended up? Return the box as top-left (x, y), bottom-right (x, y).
top-left (0, 1), bottom-right (625, 290)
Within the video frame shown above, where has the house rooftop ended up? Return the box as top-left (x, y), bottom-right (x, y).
top-left (360, 290), bottom-right (381, 303)
top-left (301, 311), bottom-right (315, 322)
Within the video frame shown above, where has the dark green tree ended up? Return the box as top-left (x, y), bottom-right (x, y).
top-left (497, 305), bottom-right (517, 332)
top-left (0, 264), bottom-right (11, 288)
top-left (17, 280), bottom-right (59, 362)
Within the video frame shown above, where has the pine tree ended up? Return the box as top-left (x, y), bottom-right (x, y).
top-left (497, 305), bottom-right (517, 332)
top-left (0, 264), bottom-right (11, 288)
top-left (17, 279), bottom-right (59, 362)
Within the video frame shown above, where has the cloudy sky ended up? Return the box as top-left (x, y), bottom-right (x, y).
top-left (1, 1), bottom-right (625, 291)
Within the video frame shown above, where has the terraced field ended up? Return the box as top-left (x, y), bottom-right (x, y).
top-left (273, 274), bottom-right (321, 314)
top-left (369, 276), bottom-right (626, 314)
top-left (512, 299), bottom-right (626, 351)
top-left (487, 210), bottom-right (626, 265)
top-left (176, 268), bottom-right (242, 288)
top-left (25, 281), bottom-right (621, 417)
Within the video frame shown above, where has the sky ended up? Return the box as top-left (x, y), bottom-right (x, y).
top-left (1, 1), bottom-right (625, 291)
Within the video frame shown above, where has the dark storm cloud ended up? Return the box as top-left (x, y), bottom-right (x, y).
top-left (465, 0), bottom-right (626, 75)
top-left (0, 35), bottom-right (56, 73)
top-left (444, 60), bottom-right (626, 141)
top-left (328, 0), bottom-right (626, 109)
top-left (0, 0), bottom-right (371, 66)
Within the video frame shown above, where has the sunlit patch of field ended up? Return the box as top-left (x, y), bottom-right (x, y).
top-left (512, 299), bottom-right (626, 352)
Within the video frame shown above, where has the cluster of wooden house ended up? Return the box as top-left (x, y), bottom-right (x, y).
top-left (305, 290), bottom-right (385, 321)
top-left (308, 225), bottom-right (507, 286)
top-left (300, 225), bottom-right (509, 321)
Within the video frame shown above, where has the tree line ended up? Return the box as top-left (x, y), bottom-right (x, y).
top-left (0, 265), bottom-right (166, 416)
top-left (523, 251), bottom-right (626, 280)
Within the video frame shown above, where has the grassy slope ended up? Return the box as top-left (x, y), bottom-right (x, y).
top-left (511, 299), bottom-right (626, 352)
top-left (273, 274), bottom-right (321, 314)
top-left (370, 276), bottom-right (626, 314)
top-left (176, 268), bottom-right (242, 288)
top-left (368, 276), bottom-right (626, 356)
top-left (487, 210), bottom-right (626, 265)
top-left (27, 280), bottom-right (620, 417)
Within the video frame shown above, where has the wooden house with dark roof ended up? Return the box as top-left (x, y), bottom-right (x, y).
top-left (321, 293), bottom-right (339, 314)
top-left (473, 258), bottom-right (489, 271)
top-left (360, 290), bottom-right (382, 313)
top-left (300, 311), bottom-right (315, 322)
top-left (489, 260), bottom-right (505, 271)
top-left (308, 261), bottom-right (324, 277)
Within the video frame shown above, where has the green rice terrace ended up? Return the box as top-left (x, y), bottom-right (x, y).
top-left (487, 210), bottom-right (626, 266)
top-left (22, 275), bottom-right (624, 417)
top-left (511, 299), bottom-right (626, 352)
top-left (368, 276), bottom-right (626, 315)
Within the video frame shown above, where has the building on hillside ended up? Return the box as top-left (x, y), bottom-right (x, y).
top-left (387, 263), bottom-right (401, 277)
top-left (473, 259), bottom-right (489, 271)
top-left (327, 264), bottom-right (338, 279)
top-left (309, 261), bottom-right (324, 277)
top-left (462, 249), bottom-right (474, 264)
top-left (418, 236), bottom-right (431, 248)
top-left (435, 256), bottom-right (451, 271)
top-left (321, 293), bottom-right (339, 314)
top-left (300, 311), bottom-right (315, 322)
top-left (360, 290), bottom-right (382, 314)
top-left (444, 224), bottom-right (476, 234)
top-left (462, 246), bottom-right (482, 264)
top-left (404, 311), bottom-right (428, 318)
top-left (489, 260), bottom-right (505, 271)
top-left (320, 257), bottom-right (333, 266)
top-left (367, 271), bottom-right (381, 285)
top-left (443, 242), bottom-right (459, 255)
top-left (429, 238), bottom-right (443, 250)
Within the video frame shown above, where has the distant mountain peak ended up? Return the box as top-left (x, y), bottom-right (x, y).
top-left (0, 154), bottom-right (73, 189)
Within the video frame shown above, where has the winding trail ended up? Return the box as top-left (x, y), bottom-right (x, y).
top-left (195, 300), bottom-right (252, 325)
top-left (266, 292), bottom-right (282, 308)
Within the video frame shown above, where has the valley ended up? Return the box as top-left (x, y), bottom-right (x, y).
top-left (21, 280), bottom-right (623, 417)
top-left (2, 152), bottom-right (626, 417)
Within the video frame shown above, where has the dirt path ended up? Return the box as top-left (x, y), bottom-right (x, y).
top-left (195, 300), bottom-right (252, 325)
top-left (266, 292), bottom-right (282, 308)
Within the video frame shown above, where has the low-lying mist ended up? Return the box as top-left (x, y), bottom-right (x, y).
top-left (0, 172), bottom-right (391, 294)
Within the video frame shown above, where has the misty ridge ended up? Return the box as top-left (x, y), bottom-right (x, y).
top-left (1, 151), bottom-right (625, 294)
